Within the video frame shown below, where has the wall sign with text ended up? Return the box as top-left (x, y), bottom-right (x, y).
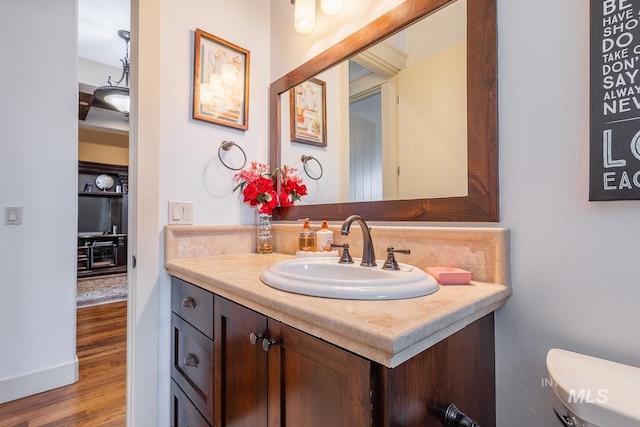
top-left (590, 0), bottom-right (640, 200)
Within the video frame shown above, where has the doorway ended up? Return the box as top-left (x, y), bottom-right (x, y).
top-left (77, 0), bottom-right (131, 420)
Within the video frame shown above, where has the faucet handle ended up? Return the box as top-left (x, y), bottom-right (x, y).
top-left (382, 247), bottom-right (411, 270)
top-left (331, 243), bottom-right (354, 264)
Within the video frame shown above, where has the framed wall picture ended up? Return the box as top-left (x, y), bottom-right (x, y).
top-left (289, 78), bottom-right (327, 147)
top-left (589, 0), bottom-right (640, 200)
top-left (193, 28), bottom-right (250, 130)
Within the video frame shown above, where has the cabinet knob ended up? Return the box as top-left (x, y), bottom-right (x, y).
top-left (262, 338), bottom-right (277, 352)
top-left (249, 332), bottom-right (264, 345)
top-left (181, 297), bottom-right (196, 309)
top-left (183, 353), bottom-right (199, 368)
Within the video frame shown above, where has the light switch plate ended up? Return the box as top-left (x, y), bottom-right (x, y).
top-left (5, 206), bottom-right (23, 225)
top-left (168, 202), bottom-right (193, 225)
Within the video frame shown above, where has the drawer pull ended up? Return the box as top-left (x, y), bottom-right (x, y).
top-left (183, 353), bottom-right (199, 368)
top-left (249, 332), bottom-right (264, 345)
top-left (262, 338), bottom-right (277, 352)
top-left (181, 297), bottom-right (196, 309)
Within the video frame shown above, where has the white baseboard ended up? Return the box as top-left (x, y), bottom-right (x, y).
top-left (0, 356), bottom-right (79, 404)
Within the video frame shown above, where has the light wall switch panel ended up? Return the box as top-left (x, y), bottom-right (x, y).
top-left (171, 205), bottom-right (182, 221)
top-left (5, 206), bottom-right (23, 225)
top-left (168, 201), bottom-right (193, 225)
top-left (182, 202), bottom-right (193, 223)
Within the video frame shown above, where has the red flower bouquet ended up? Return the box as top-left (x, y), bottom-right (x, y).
top-left (233, 162), bottom-right (307, 214)
top-left (279, 165), bottom-right (308, 207)
top-left (233, 162), bottom-right (278, 215)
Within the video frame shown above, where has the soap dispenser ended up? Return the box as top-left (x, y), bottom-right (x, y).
top-left (315, 220), bottom-right (333, 252)
top-left (298, 218), bottom-right (316, 252)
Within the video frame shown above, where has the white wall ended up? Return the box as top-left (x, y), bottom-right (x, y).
top-left (496, 0), bottom-right (640, 424)
top-left (0, 0), bottom-right (79, 402)
top-left (155, 0), bottom-right (271, 422)
top-left (160, 0), bottom-right (271, 226)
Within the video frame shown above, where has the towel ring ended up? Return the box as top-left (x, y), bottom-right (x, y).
top-left (301, 155), bottom-right (323, 180)
top-left (218, 141), bottom-right (247, 171)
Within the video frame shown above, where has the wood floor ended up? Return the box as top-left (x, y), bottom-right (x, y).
top-left (0, 301), bottom-right (127, 426)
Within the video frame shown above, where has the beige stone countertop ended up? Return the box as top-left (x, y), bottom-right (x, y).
top-left (165, 252), bottom-right (512, 368)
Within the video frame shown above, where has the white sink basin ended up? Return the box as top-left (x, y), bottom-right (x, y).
top-left (260, 257), bottom-right (439, 300)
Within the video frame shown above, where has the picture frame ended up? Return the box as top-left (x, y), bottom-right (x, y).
top-left (193, 28), bottom-right (250, 130)
top-left (289, 78), bottom-right (327, 147)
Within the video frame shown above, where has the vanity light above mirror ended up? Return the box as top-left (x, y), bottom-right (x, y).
top-left (269, 0), bottom-right (498, 222)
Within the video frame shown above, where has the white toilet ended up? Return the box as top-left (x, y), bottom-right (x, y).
top-left (546, 348), bottom-right (640, 427)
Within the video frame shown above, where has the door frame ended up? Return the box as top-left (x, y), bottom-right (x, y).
top-left (126, 0), bottom-right (162, 424)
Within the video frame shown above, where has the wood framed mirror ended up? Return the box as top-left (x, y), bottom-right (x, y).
top-left (269, 0), bottom-right (497, 222)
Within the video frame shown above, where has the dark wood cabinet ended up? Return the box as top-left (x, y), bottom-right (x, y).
top-left (172, 277), bottom-right (495, 427)
top-left (170, 379), bottom-right (211, 427)
top-left (78, 161), bottom-right (128, 234)
top-left (77, 234), bottom-right (127, 277)
top-left (214, 296), bottom-right (371, 427)
top-left (214, 296), bottom-right (268, 426)
top-left (266, 318), bottom-right (372, 427)
top-left (77, 161), bottom-right (129, 277)
top-left (171, 313), bottom-right (214, 424)
top-left (170, 278), bottom-right (215, 426)
top-left (377, 314), bottom-right (495, 426)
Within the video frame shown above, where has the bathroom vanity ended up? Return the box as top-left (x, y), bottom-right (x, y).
top-left (164, 224), bottom-right (511, 427)
top-left (164, 0), bottom-right (503, 421)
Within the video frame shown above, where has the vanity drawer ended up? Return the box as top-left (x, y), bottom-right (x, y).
top-left (171, 277), bottom-right (214, 339)
top-left (171, 313), bottom-right (214, 424)
top-left (170, 379), bottom-right (211, 427)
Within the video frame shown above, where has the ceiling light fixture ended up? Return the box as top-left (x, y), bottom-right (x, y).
top-left (320, 0), bottom-right (343, 15)
top-left (292, 0), bottom-right (316, 34)
top-left (94, 30), bottom-right (130, 117)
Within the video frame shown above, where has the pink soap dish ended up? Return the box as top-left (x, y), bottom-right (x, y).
top-left (426, 267), bottom-right (472, 285)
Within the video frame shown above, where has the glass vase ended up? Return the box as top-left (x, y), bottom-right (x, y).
top-left (256, 212), bottom-right (273, 254)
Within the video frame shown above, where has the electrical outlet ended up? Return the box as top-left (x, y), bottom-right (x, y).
top-left (5, 206), bottom-right (23, 225)
top-left (168, 202), bottom-right (193, 225)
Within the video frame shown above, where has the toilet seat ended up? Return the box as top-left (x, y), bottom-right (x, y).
top-left (546, 348), bottom-right (640, 427)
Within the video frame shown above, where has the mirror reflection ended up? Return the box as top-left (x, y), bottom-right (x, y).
top-left (280, 0), bottom-right (467, 205)
top-left (270, 0), bottom-right (498, 222)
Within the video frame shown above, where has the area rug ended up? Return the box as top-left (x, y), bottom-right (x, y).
top-left (77, 273), bottom-right (128, 307)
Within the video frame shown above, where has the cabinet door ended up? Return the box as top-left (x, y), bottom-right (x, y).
top-left (267, 320), bottom-right (372, 427)
top-left (214, 297), bottom-right (268, 427)
top-left (381, 313), bottom-right (496, 427)
top-left (170, 379), bottom-right (211, 427)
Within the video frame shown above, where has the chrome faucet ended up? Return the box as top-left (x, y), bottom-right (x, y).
top-left (340, 215), bottom-right (376, 267)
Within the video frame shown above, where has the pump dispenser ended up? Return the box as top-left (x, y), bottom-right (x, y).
top-left (316, 220), bottom-right (333, 252)
top-left (298, 218), bottom-right (316, 252)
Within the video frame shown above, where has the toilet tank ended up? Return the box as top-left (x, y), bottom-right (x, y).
top-left (546, 348), bottom-right (640, 427)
